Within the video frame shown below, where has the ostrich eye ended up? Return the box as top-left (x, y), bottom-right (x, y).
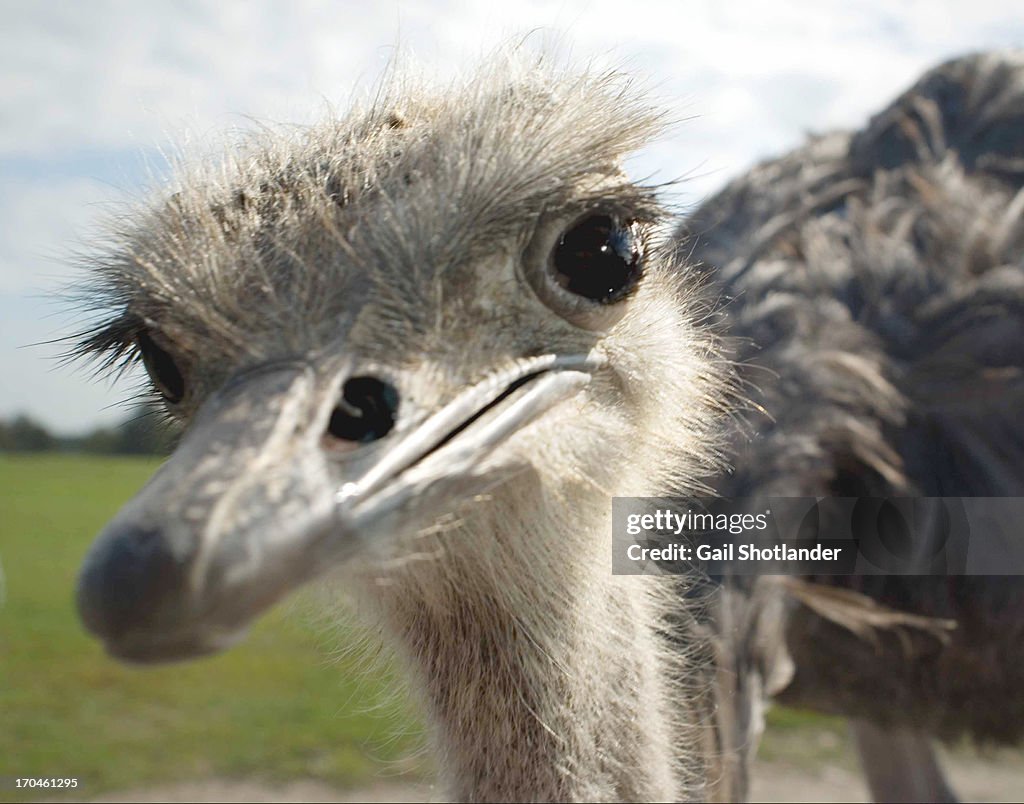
top-left (551, 215), bottom-right (642, 304)
top-left (524, 212), bottom-right (645, 330)
top-left (137, 331), bottom-right (185, 404)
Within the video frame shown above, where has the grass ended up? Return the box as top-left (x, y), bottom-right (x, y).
top-left (0, 454), bottom-right (426, 802)
top-left (761, 707), bottom-right (852, 766)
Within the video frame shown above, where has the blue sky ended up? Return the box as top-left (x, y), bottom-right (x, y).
top-left (3, 0), bottom-right (1022, 434)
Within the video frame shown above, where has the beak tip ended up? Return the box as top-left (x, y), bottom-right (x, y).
top-left (76, 522), bottom-right (189, 646)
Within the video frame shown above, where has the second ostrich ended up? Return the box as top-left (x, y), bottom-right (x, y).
top-left (684, 51), bottom-right (1024, 802)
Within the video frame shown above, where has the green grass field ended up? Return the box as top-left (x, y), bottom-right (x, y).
top-left (0, 454), bottom-right (427, 801)
top-left (1, 453), bottom-right (842, 801)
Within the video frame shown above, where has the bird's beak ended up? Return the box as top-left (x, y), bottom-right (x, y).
top-left (76, 355), bottom-right (594, 663)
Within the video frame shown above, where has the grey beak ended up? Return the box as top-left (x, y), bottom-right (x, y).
top-left (76, 355), bottom-right (594, 663)
top-left (76, 363), bottom-right (345, 661)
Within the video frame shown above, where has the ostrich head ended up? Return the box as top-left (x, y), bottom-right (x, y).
top-left (74, 59), bottom-right (723, 669)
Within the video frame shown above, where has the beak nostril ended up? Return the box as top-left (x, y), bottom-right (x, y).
top-left (327, 376), bottom-right (399, 443)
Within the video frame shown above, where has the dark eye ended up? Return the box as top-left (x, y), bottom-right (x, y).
top-left (552, 215), bottom-right (642, 304)
top-left (137, 331), bottom-right (185, 404)
top-left (326, 376), bottom-right (399, 444)
top-left (523, 213), bottom-right (645, 330)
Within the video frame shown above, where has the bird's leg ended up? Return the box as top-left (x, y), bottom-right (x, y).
top-left (850, 719), bottom-right (959, 803)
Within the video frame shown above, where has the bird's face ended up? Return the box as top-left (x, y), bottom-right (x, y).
top-left (75, 68), bottom-right (720, 663)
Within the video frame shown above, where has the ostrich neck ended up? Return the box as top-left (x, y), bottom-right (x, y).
top-left (377, 523), bottom-right (689, 802)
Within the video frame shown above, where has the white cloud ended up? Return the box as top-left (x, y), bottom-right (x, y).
top-left (0, 175), bottom-right (127, 294)
top-left (3, 2), bottom-right (1021, 179)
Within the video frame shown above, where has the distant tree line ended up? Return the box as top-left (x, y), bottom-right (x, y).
top-left (0, 407), bottom-right (177, 456)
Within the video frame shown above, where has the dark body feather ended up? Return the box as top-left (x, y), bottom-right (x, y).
top-left (681, 52), bottom-right (1024, 743)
